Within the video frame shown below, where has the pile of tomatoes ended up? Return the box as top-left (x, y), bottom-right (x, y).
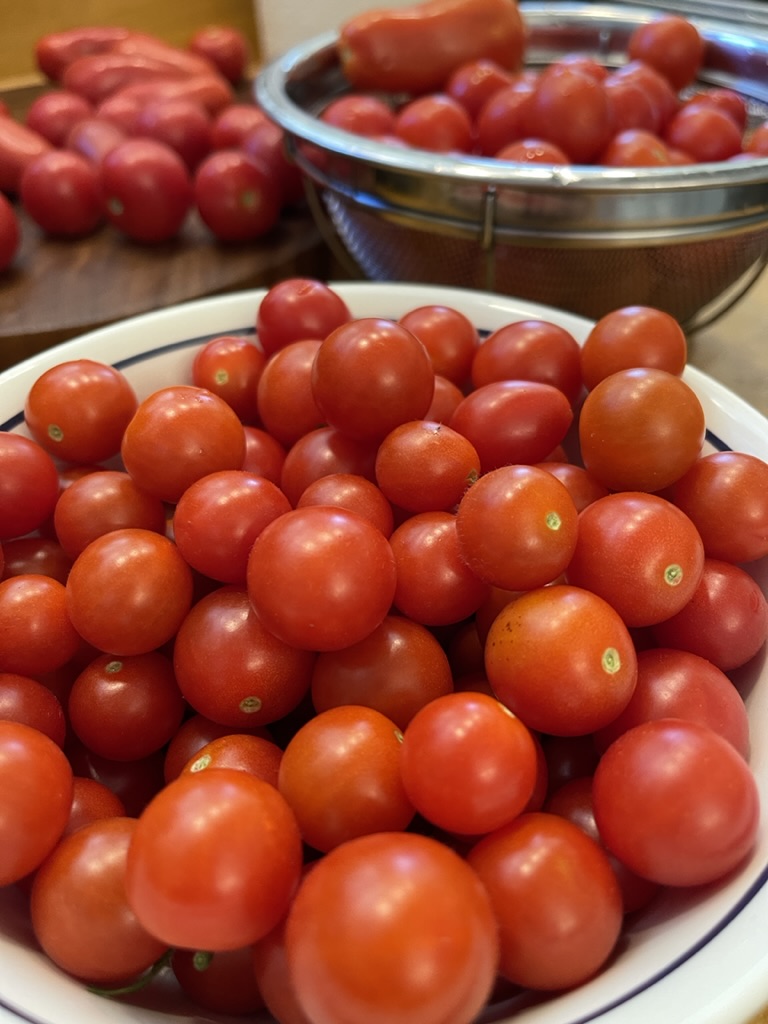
top-left (326, 5), bottom-right (768, 167)
top-left (0, 23), bottom-right (303, 272)
top-left (1, 276), bottom-right (767, 1024)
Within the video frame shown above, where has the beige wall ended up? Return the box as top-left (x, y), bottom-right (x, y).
top-left (0, 0), bottom-right (261, 86)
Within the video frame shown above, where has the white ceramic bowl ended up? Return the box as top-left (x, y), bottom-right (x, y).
top-left (0, 282), bottom-right (766, 1024)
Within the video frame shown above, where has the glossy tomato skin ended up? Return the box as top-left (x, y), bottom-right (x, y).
top-left (180, 732), bottom-right (283, 788)
top-left (53, 469), bottom-right (167, 560)
top-left (456, 464), bottom-right (579, 591)
top-left (593, 646), bottom-right (751, 758)
top-left (171, 945), bottom-right (264, 1016)
top-left (398, 303), bottom-right (479, 385)
top-left (188, 25), bottom-right (250, 83)
top-left (400, 691), bottom-right (538, 835)
top-left (285, 831), bottom-right (499, 1024)
top-left (0, 574), bottom-right (81, 676)
top-left (134, 98), bottom-right (213, 172)
top-left (68, 651), bottom-right (185, 761)
top-left (593, 718), bottom-right (760, 886)
top-left (579, 305), bottom-right (688, 391)
top-left (256, 339), bottom-right (324, 448)
top-left (394, 93), bottom-right (474, 153)
top-left (565, 491), bottom-right (705, 627)
top-left (525, 62), bottom-right (612, 163)
top-left (0, 720), bottom-right (73, 885)
top-left (173, 586), bottom-right (315, 728)
top-left (278, 705), bottom-right (415, 852)
top-left (30, 816), bottom-right (168, 985)
top-left (20, 149), bottom-right (104, 237)
top-left (247, 506), bottom-right (397, 651)
top-left (311, 317), bottom-right (435, 443)
top-left (651, 559), bottom-right (768, 671)
top-left (666, 451), bottom-right (768, 563)
top-left (0, 432), bottom-right (61, 541)
top-left (390, 510), bottom-right (491, 627)
top-left (173, 469), bottom-right (291, 585)
top-left (100, 137), bottom-right (193, 243)
top-left (126, 767), bottom-right (304, 951)
top-left (627, 15), bottom-right (705, 91)
top-left (192, 334), bottom-right (265, 424)
top-left (194, 149), bottom-right (282, 242)
top-left (297, 473), bottom-right (394, 537)
top-left (0, 672), bottom-right (67, 746)
top-left (449, 380), bottom-right (573, 472)
top-left (255, 278), bottom-right (351, 358)
top-left (120, 384), bottom-right (246, 503)
top-left (65, 528), bottom-right (194, 656)
top-left (279, 426), bottom-right (378, 507)
top-left (467, 811), bottom-right (623, 990)
top-left (24, 358), bottom-right (138, 465)
top-left (311, 613), bottom-right (453, 729)
top-left (578, 367), bottom-right (706, 492)
top-left (485, 584), bottom-right (638, 736)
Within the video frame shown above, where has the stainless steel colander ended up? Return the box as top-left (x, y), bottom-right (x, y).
top-left (256, 1), bottom-right (768, 329)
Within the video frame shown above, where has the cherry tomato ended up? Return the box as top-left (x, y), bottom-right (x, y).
top-left (194, 149), bottom-right (282, 242)
top-left (120, 384), bottom-right (246, 503)
top-left (25, 89), bottom-right (94, 146)
top-left (485, 584), bottom-right (638, 735)
top-left (0, 432), bottom-right (60, 541)
top-left (664, 102), bottom-right (743, 163)
top-left (100, 137), bottom-right (193, 243)
top-left (280, 426), bottom-right (378, 507)
top-left (446, 58), bottom-right (515, 120)
top-left (525, 62), bottom-right (611, 163)
top-left (296, 472), bottom-right (394, 536)
top-left (20, 148), bottom-right (104, 237)
top-left (256, 278), bottom-right (351, 357)
top-left (0, 574), bottom-right (81, 676)
top-left (278, 704), bottom-right (414, 852)
top-left (627, 15), bottom-right (705, 91)
top-left (593, 718), bottom-right (759, 886)
top-left (578, 367), bottom-right (706, 492)
top-left (449, 379), bottom-right (573, 471)
top-left (310, 613), bottom-right (453, 729)
top-left (163, 711), bottom-right (272, 783)
top-left (192, 333), bottom-right (265, 424)
top-left (256, 339), bottom-right (324, 447)
top-left (666, 451), bottom-right (768, 563)
top-left (400, 691), bottom-right (537, 835)
top-left (389, 510), bottom-right (491, 626)
top-left (65, 528), bottom-right (194, 656)
top-left (467, 812), bottom-right (623, 990)
top-left (580, 304), bottom-right (688, 390)
top-left (455, 464), bottom-right (579, 591)
top-left (173, 470), bottom-right (291, 585)
top-left (398, 303), bottom-right (479, 385)
top-left (241, 118), bottom-right (305, 206)
top-left (534, 461), bottom-right (609, 512)
top-left (471, 318), bottom-right (583, 405)
top-left (394, 93), bottom-right (474, 153)
top-left (53, 469), bottom-right (167, 560)
top-left (0, 672), bottom-right (67, 746)
top-left (320, 93), bottom-right (396, 137)
top-left (594, 646), bottom-right (751, 758)
top-left (603, 71), bottom-right (661, 134)
top-left (64, 776), bottom-right (126, 835)
top-left (652, 558), bottom-right (768, 671)
top-left (125, 767), bottom-right (303, 951)
top-left (188, 25), bottom-right (250, 84)
top-left (565, 491), bottom-right (705, 627)
top-left (242, 425), bottom-right (287, 484)
top-left (181, 732), bottom-right (283, 788)
top-left (24, 357), bottom-right (138, 464)
top-left (172, 586), bottom-right (315, 728)
top-left (30, 816), bottom-right (168, 985)
top-left (285, 831), bottom-right (499, 1024)
top-left (311, 317), bottom-right (435, 443)
top-left (375, 419), bottom-right (480, 513)
top-left (68, 651), bottom-right (185, 761)
top-left (475, 75), bottom-right (536, 156)
top-left (247, 505), bottom-right (397, 651)
top-left (0, 720), bottom-right (73, 885)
